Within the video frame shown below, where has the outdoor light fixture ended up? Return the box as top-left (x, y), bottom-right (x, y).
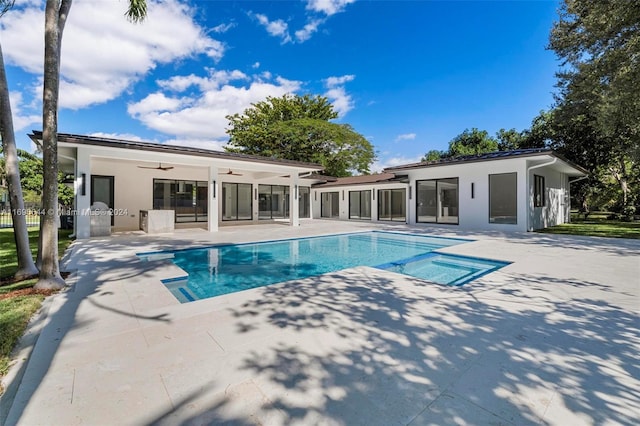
top-left (212, 180), bottom-right (216, 198)
top-left (471, 182), bottom-right (475, 199)
top-left (295, 185), bottom-right (298, 200)
top-left (409, 185), bottom-right (412, 200)
top-left (80, 173), bottom-right (86, 196)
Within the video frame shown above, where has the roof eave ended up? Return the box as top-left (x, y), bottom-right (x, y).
top-left (32, 131), bottom-right (324, 171)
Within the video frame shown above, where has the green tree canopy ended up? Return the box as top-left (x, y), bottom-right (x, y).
top-left (447, 128), bottom-right (499, 157)
top-left (549, 0), bottom-right (640, 213)
top-left (225, 94), bottom-right (375, 177)
top-left (421, 128), bottom-right (499, 161)
top-left (421, 149), bottom-right (445, 162)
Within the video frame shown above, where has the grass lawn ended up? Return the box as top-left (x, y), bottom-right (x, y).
top-left (0, 228), bottom-right (72, 279)
top-left (537, 212), bottom-right (640, 239)
top-left (0, 227), bottom-right (73, 394)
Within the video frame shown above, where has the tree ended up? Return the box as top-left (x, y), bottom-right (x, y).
top-left (36, 0), bottom-right (147, 289)
top-left (0, 0), bottom-right (39, 279)
top-left (226, 94), bottom-right (375, 176)
top-left (496, 128), bottom-right (525, 151)
top-left (549, 0), bottom-right (640, 215)
top-left (447, 128), bottom-right (498, 157)
top-left (421, 149), bottom-right (444, 162)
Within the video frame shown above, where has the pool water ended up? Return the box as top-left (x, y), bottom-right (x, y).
top-left (378, 252), bottom-right (509, 287)
top-left (138, 231), bottom-right (508, 303)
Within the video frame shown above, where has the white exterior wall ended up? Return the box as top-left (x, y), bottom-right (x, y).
top-left (311, 158), bottom-right (577, 232)
top-left (403, 158), bottom-right (529, 232)
top-left (312, 183), bottom-right (410, 223)
top-left (528, 165), bottom-right (570, 231)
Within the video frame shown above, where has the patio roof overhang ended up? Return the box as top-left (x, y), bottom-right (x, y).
top-left (31, 131), bottom-right (325, 180)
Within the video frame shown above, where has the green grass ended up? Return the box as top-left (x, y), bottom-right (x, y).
top-left (0, 228), bottom-right (74, 394)
top-left (0, 227), bottom-right (73, 279)
top-left (0, 286), bottom-right (43, 380)
top-left (537, 213), bottom-right (640, 239)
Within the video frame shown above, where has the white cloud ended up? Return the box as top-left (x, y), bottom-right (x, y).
top-left (128, 72), bottom-right (302, 139)
top-left (251, 1), bottom-right (355, 44)
top-left (295, 19), bottom-right (324, 42)
top-left (306, 0), bottom-right (356, 16)
top-left (395, 133), bottom-right (417, 142)
top-left (157, 70), bottom-right (248, 92)
top-left (127, 93), bottom-right (186, 116)
top-left (89, 132), bottom-right (145, 142)
top-left (252, 62), bottom-right (261, 69)
top-left (252, 12), bottom-right (292, 44)
top-left (324, 75), bottom-right (355, 117)
top-left (212, 22), bottom-right (235, 33)
top-left (372, 155), bottom-right (423, 173)
top-left (0, 0), bottom-right (225, 109)
top-left (9, 91), bottom-right (40, 132)
top-left (325, 75), bottom-right (355, 87)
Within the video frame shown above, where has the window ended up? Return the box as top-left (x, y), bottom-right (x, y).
top-left (489, 173), bottom-right (517, 224)
top-left (299, 187), bottom-right (310, 218)
top-left (258, 185), bottom-right (290, 219)
top-left (534, 175), bottom-right (545, 207)
top-left (378, 188), bottom-right (406, 222)
top-left (321, 192), bottom-right (339, 218)
top-left (416, 178), bottom-right (458, 224)
top-left (222, 183), bottom-right (252, 221)
top-left (349, 190), bottom-right (371, 220)
top-left (153, 179), bottom-right (207, 223)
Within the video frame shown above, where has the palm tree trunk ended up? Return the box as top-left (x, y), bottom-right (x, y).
top-left (36, 0), bottom-right (72, 289)
top-left (0, 43), bottom-right (39, 280)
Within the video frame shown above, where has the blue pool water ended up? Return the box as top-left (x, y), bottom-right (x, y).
top-left (138, 231), bottom-right (508, 303)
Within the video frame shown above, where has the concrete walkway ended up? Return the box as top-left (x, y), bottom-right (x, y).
top-left (2, 221), bottom-right (639, 425)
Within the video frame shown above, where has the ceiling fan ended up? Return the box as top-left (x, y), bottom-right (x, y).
top-left (224, 168), bottom-right (243, 176)
top-left (137, 163), bottom-right (174, 171)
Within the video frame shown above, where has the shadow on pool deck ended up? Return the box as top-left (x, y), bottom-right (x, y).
top-left (144, 269), bottom-right (638, 425)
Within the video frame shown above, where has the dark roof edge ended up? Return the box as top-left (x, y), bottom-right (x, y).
top-left (383, 149), bottom-right (588, 175)
top-left (31, 131), bottom-right (324, 170)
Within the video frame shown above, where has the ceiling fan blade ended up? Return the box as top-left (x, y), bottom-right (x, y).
top-left (137, 163), bottom-right (174, 171)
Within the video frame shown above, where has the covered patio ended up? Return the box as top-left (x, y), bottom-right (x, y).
top-left (31, 132), bottom-right (324, 238)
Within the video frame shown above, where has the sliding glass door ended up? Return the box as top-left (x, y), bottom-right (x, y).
top-left (258, 185), bottom-right (290, 219)
top-left (299, 186), bottom-right (310, 218)
top-left (349, 190), bottom-right (371, 220)
top-left (222, 183), bottom-right (252, 221)
top-left (378, 188), bottom-right (406, 222)
top-left (153, 179), bottom-right (207, 223)
top-left (321, 192), bottom-right (339, 218)
top-left (416, 178), bottom-right (458, 224)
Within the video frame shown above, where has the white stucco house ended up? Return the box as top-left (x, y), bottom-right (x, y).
top-left (39, 132), bottom-right (587, 238)
top-left (313, 149), bottom-right (588, 232)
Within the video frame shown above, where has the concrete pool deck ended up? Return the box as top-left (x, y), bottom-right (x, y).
top-left (1, 221), bottom-right (639, 425)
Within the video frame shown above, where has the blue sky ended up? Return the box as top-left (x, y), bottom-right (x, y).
top-left (1, 0), bottom-right (561, 171)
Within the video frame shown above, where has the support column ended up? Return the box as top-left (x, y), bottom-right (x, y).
top-left (290, 174), bottom-right (300, 227)
top-left (208, 165), bottom-right (219, 232)
top-left (75, 148), bottom-right (91, 239)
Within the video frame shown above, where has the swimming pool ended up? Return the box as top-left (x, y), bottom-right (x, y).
top-left (138, 231), bottom-right (508, 303)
